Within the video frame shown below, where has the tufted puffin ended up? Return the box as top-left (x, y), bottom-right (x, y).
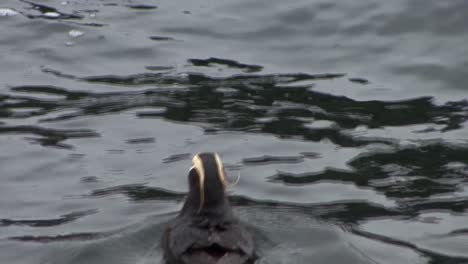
top-left (162, 152), bottom-right (256, 264)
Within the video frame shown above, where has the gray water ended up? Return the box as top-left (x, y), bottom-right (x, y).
top-left (1, 0), bottom-right (468, 263)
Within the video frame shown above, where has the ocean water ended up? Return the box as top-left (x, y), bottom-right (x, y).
top-left (1, 0), bottom-right (467, 263)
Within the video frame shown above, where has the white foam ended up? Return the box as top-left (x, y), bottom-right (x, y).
top-left (44, 12), bottom-right (60, 18)
top-left (69, 30), bottom-right (84, 38)
top-left (0, 8), bottom-right (18, 17)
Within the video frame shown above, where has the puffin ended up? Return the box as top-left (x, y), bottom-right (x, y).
top-left (162, 152), bottom-right (256, 264)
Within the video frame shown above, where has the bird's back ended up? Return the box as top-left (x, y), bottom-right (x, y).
top-left (162, 214), bottom-right (255, 264)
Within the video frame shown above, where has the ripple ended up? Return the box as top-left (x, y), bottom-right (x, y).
top-left (42, 67), bottom-right (189, 86)
top-left (88, 184), bottom-right (185, 201)
top-left (351, 228), bottom-right (468, 262)
top-left (6, 69), bottom-right (468, 152)
top-left (349, 143), bottom-right (468, 200)
top-left (0, 209), bottom-right (97, 227)
top-left (9, 232), bottom-right (105, 243)
top-left (0, 125), bottom-right (99, 149)
top-left (149, 36), bottom-right (175, 41)
top-left (144, 66), bottom-right (175, 72)
top-left (125, 137), bottom-right (155, 144)
top-left (243, 155), bottom-right (304, 165)
top-left (403, 197), bottom-right (468, 213)
top-left (162, 153), bottom-right (191, 163)
top-left (125, 5), bottom-right (158, 10)
top-left (299, 151), bottom-right (321, 159)
top-left (269, 168), bottom-right (358, 185)
top-left (348, 78), bottom-right (370, 85)
top-left (10, 85), bottom-right (90, 99)
top-left (230, 196), bottom-right (400, 224)
top-left (19, 0), bottom-right (83, 20)
top-left (188, 57), bottom-right (264, 73)
top-left (446, 228), bottom-right (468, 236)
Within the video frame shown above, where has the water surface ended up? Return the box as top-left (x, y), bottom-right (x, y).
top-left (1, 0), bottom-right (468, 263)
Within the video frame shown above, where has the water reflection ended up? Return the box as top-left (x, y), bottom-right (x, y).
top-left (3, 62), bottom-right (468, 152)
top-left (2, 62), bottom-right (466, 260)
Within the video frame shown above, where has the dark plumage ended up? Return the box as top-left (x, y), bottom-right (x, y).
top-left (162, 152), bottom-right (256, 264)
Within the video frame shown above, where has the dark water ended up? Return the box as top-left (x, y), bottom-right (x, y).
top-left (1, 0), bottom-right (468, 263)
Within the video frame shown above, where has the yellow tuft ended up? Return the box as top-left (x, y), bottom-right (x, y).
top-left (191, 154), bottom-right (205, 213)
top-left (214, 153), bottom-right (228, 190)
